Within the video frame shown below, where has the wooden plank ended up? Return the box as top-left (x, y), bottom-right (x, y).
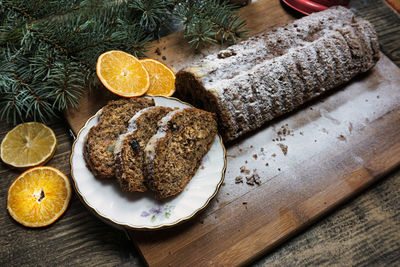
top-left (63, 0), bottom-right (400, 266)
top-left (129, 54), bottom-right (400, 266)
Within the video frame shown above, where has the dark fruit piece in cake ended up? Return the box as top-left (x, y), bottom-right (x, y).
top-left (114, 106), bottom-right (174, 192)
top-left (144, 108), bottom-right (218, 198)
top-left (84, 98), bottom-right (154, 179)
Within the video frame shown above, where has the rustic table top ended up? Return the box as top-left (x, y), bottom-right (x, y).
top-left (1, 0), bottom-right (399, 266)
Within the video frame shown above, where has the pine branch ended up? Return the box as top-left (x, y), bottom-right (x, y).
top-left (0, 0), bottom-right (248, 124)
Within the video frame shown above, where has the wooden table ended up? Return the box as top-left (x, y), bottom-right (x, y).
top-left (1, 0), bottom-right (399, 266)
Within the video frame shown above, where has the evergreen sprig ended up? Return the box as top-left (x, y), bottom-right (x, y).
top-left (0, 0), bottom-right (247, 124)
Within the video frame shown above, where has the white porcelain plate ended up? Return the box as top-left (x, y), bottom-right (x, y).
top-left (70, 96), bottom-right (226, 230)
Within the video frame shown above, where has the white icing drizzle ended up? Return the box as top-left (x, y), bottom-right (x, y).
top-left (144, 108), bottom-right (185, 161)
top-left (114, 106), bottom-right (161, 156)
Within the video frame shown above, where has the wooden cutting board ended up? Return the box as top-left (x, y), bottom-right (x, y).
top-left (65, 1), bottom-right (400, 266)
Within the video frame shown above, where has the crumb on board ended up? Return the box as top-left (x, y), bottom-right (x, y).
top-left (278, 168), bottom-right (281, 171)
top-left (265, 162), bottom-right (269, 166)
top-left (277, 143), bottom-right (288, 156)
top-left (337, 134), bottom-right (347, 141)
top-left (200, 165), bottom-right (205, 169)
top-left (240, 166), bottom-right (253, 176)
top-left (271, 153), bottom-right (276, 157)
top-left (246, 173), bottom-right (261, 186)
top-left (162, 56), bottom-right (166, 60)
top-left (235, 176), bottom-right (243, 184)
top-left (253, 154), bottom-right (258, 159)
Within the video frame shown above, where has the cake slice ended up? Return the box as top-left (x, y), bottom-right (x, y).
top-left (84, 98), bottom-right (154, 179)
top-left (144, 108), bottom-right (218, 198)
top-left (114, 106), bottom-right (174, 192)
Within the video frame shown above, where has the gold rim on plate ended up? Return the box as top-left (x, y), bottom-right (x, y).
top-left (69, 95), bottom-right (227, 230)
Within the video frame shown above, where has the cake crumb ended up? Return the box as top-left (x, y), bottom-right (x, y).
top-left (235, 176), bottom-right (243, 184)
top-left (278, 168), bottom-right (281, 171)
top-left (240, 166), bottom-right (252, 176)
top-left (222, 182), bottom-right (226, 186)
top-left (246, 176), bottom-right (255, 186)
top-left (337, 134), bottom-right (347, 141)
top-left (246, 173), bottom-right (261, 185)
top-left (245, 160), bottom-right (248, 164)
top-left (250, 145), bottom-right (254, 148)
top-left (277, 143), bottom-right (288, 156)
top-left (300, 132), bottom-right (304, 135)
top-left (155, 48), bottom-right (161, 56)
top-left (271, 153), bottom-right (276, 158)
top-left (265, 162), bottom-right (269, 166)
top-left (253, 154), bottom-right (258, 159)
top-left (162, 56), bottom-right (166, 60)
top-left (200, 165), bottom-right (205, 169)
top-left (242, 202), bottom-right (247, 205)
top-left (348, 122), bottom-right (353, 134)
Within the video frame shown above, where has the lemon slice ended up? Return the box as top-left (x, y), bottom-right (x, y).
top-left (1, 122), bottom-right (57, 169)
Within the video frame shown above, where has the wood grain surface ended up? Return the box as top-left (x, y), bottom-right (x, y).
top-left (129, 54), bottom-right (400, 266)
top-left (1, 0), bottom-right (400, 266)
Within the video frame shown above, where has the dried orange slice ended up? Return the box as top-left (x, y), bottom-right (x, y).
top-left (1, 122), bottom-right (57, 169)
top-left (96, 50), bottom-right (150, 97)
top-left (140, 58), bottom-right (176, 96)
top-left (7, 166), bottom-right (72, 227)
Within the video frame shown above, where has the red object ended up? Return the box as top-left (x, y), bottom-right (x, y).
top-left (282, 0), bottom-right (350, 15)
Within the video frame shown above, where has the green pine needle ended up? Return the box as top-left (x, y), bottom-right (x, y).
top-left (0, 0), bottom-right (248, 124)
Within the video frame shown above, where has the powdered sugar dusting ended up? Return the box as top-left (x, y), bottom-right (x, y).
top-left (179, 6), bottom-right (379, 141)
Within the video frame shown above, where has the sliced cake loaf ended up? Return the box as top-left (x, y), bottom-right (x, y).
top-left (144, 108), bottom-right (218, 199)
top-left (174, 6), bottom-right (379, 141)
top-left (84, 98), bottom-right (154, 179)
top-left (114, 106), bottom-right (174, 192)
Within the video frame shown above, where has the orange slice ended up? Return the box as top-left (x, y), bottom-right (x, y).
top-left (96, 50), bottom-right (150, 97)
top-left (140, 58), bottom-right (176, 96)
top-left (1, 122), bottom-right (57, 169)
top-left (7, 166), bottom-right (72, 227)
